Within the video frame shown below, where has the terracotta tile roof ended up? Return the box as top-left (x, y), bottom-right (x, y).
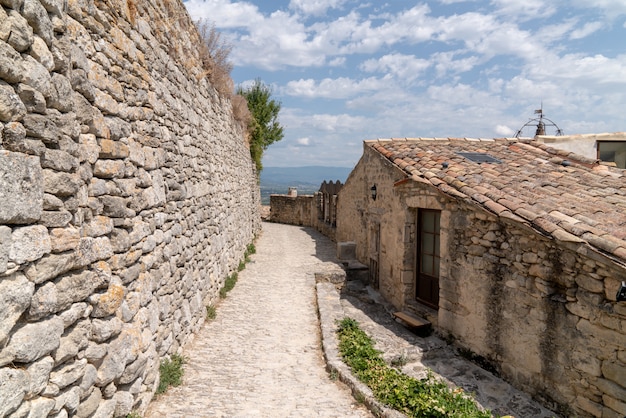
top-left (367, 137), bottom-right (626, 263)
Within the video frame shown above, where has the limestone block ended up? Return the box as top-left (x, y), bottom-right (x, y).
top-left (28, 397), bottom-right (56, 417)
top-left (53, 320), bottom-right (91, 364)
top-left (2, 120), bottom-right (45, 156)
top-left (0, 272), bottom-right (34, 346)
top-left (0, 150), bottom-right (43, 223)
top-left (94, 159), bottom-right (126, 179)
top-left (75, 387), bottom-right (102, 418)
top-left (94, 89), bottom-right (119, 115)
top-left (26, 355), bottom-right (54, 396)
top-left (52, 385), bottom-right (81, 415)
top-left (82, 215), bottom-right (114, 238)
top-left (96, 329), bottom-right (138, 386)
top-left (84, 342), bottom-right (108, 362)
top-left (42, 148), bottom-right (79, 173)
top-left (91, 276), bottom-right (125, 318)
top-left (99, 139), bottom-right (129, 159)
top-left (50, 227), bottom-right (81, 253)
top-left (0, 80), bottom-right (27, 122)
top-left (76, 237), bottom-right (114, 266)
top-left (43, 170), bottom-right (82, 198)
top-left (79, 363), bottom-right (97, 392)
top-left (0, 8), bottom-right (8, 41)
top-left (30, 35), bottom-right (54, 71)
top-left (41, 210), bottom-right (73, 228)
top-left (129, 140), bottom-right (145, 166)
top-left (50, 358), bottom-right (88, 389)
top-left (0, 368), bottom-right (29, 417)
top-left (113, 391), bottom-right (133, 416)
top-left (91, 399), bottom-right (116, 418)
top-left (601, 360), bottom-right (626, 387)
top-left (21, 114), bottom-right (58, 146)
top-left (24, 252), bottom-right (78, 284)
top-left (18, 81), bottom-right (47, 114)
top-left (57, 302), bottom-right (90, 329)
top-left (22, 0), bottom-right (53, 46)
top-left (0, 40), bottom-right (25, 83)
top-left (28, 281), bottom-right (57, 320)
top-left (9, 225), bottom-right (51, 264)
top-left (49, 73), bottom-right (73, 112)
top-left (6, 10), bottom-right (34, 52)
top-left (5, 315), bottom-right (63, 362)
top-left (91, 317), bottom-right (123, 343)
top-left (0, 225), bottom-right (10, 273)
top-left (55, 270), bottom-right (104, 311)
top-left (21, 55), bottom-right (53, 99)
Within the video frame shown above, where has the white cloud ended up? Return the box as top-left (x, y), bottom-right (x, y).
top-left (495, 124), bottom-right (515, 136)
top-left (296, 137), bottom-right (311, 145)
top-left (289, 0), bottom-right (347, 16)
top-left (569, 21), bottom-right (603, 39)
top-left (490, 0), bottom-right (556, 21)
top-left (360, 53), bottom-right (431, 82)
top-left (185, 0), bottom-right (263, 28)
top-left (284, 77), bottom-right (387, 99)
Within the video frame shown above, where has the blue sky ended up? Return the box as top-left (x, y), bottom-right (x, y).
top-left (184, 0), bottom-right (626, 168)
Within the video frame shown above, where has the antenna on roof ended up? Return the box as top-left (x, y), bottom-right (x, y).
top-left (515, 105), bottom-right (563, 138)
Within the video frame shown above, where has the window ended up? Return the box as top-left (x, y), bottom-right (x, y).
top-left (597, 141), bottom-right (626, 169)
top-left (416, 210), bottom-right (441, 308)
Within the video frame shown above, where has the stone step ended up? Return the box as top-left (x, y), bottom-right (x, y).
top-left (393, 311), bottom-right (431, 330)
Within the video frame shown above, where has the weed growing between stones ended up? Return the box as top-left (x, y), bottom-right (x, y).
top-left (336, 317), bottom-right (492, 418)
top-left (126, 412), bottom-right (142, 418)
top-left (156, 354), bottom-right (186, 395)
top-left (206, 304), bottom-right (217, 320)
top-left (220, 273), bottom-right (238, 298)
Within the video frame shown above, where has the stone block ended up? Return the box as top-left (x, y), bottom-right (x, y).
top-left (337, 241), bottom-right (356, 260)
top-left (6, 9), bottom-right (33, 52)
top-left (99, 139), bottom-right (129, 159)
top-left (22, 0), bottom-right (53, 46)
top-left (82, 215), bottom-right (114, 237)
top-left (30, 35), bottom-right (54, 71)
top-left (601, 360), bottom-right (626, 387)
top-left (0, 225), bottom-right (10, 273)
top-left (603, 394), bottom-right (626, 416)
top-left (24, 252), bottom-right (78, 284)
top-left (0, 368), bottom-right (29, 417)
top-left (50, 227), bottom-right (80, 252)
top-left (9, 225), bottom-right (50, 264)
top-left (0, 150), bottom-right (43, 223)
top-left (0, 80), bottom-right (27, 122)
top-left (5, 315), bottom-right (63, 362)
top-left (0, 272), bottom-right (34, 346)
top-left (43, 170), bottom-right (81, 197)
top-left (40, 210), bottom-right (73, 228)
top-left (41, 148), bottom-right (79, 172)
top-left (49, 358), bottom-right (87, 389)
top-left (75, 387), bottom-right (102, 418)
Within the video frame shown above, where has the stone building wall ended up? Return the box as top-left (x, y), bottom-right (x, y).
top-left (269, 193), bottom-right (338, 241)
top-left (0, 0), bottom-right (261, 416)
top-left (337, 145), bottom-right (626, 418)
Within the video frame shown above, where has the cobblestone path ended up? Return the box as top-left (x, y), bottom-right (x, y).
top-left (145, 222), bottom-right (371, 417)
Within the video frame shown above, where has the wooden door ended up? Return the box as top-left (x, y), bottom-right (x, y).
top-left (416, 210), bottom-right (440, 308)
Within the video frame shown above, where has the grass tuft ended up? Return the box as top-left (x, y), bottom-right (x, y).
top-left (219, 273), bottom-right (238, 298)
top-left (206, 304), bottom-right (216, 320)
top-left (337, 317), bottom-right (492, 418)
top-left (156, 354), bottom-right (185, 395)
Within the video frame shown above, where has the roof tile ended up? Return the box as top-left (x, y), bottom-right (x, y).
top-left (367, 138), bottom-right (626, 262)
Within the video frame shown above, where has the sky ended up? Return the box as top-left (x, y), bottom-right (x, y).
top-left (184, 0), bottom-right (626, 168)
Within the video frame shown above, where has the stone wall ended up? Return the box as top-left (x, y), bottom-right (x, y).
top-left (337, 145), bottom-right (626, 418)
top-left (269, 193), bottom-right (338, 241)
top-left (0, 0), bottom-right (261, 416)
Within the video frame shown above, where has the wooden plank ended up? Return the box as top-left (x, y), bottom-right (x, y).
top-left (393, 311), bottom-right (430, 329)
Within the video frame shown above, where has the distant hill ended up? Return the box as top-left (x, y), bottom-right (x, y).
top-left (260, 166), bottom-right (353, 204)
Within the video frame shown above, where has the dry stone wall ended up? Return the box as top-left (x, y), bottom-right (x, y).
top-left (0, 0), bottom-right (261, 416)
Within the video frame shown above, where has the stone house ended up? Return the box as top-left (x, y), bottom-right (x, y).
top-left (336, 137), bottom-right (626, 417)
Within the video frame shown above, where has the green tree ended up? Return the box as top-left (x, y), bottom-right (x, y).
top-left (237, 79), bottom-right (284, 173)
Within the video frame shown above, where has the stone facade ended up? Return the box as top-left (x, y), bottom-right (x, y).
top-left (269, 184), bottom-right (341, 241)
top-left (337, 141), bottom-right (626, 418)
top-left (0, 0), bottom-right (260, 416)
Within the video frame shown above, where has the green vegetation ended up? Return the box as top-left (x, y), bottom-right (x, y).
top-left (126, 412), bottom-right (141, 418)
top-left (236, 79), bottom-right (284, 173)
top-left (337, 318), bottom-right (492, 418)
top-left (156, 354), bottom-right (185, 395)
top-left (245, 242), bottom-right (256, 260)
top-left (220, 272), bottom-right (238, 298)
top-left (206, 304), bottom-right (217, 320)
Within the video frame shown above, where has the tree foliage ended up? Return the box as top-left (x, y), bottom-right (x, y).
top-left (237, 79), bottom-right (284, 173)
